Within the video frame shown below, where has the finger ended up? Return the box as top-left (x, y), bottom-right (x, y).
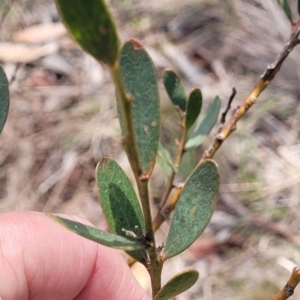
top-left (0, 211), bottom-right (149, 300)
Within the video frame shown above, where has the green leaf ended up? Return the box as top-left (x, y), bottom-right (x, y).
top-left (163, 70), bottom-right (186, 112)
top-left (154, 270), bottom-right (199, 300)
top-left (185, 96), bottom-right (221, 149)
top-left (157, 142), bottom-right (176, 175)
top-left (119, 39), bottom-right (160, 175)
top-left (56, 0), bottom-right (119, 66)
top-left (185, 88), bottom-right (202, 130)
top-left (49, 215), bottom-right (146, 251)
top-left (96, 158), bottom-right (147, 262)
top-left (0, 65), bottom-right (9, 135)
top-left (164, 160), bottom-right (219, 259)
top-left (277, 0), bottom-right (293, 23)
top-left (178, 150), bottom-right (196, 180)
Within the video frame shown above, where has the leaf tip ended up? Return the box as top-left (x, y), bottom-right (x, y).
top-left (130, 38), bottom-right (143, 50)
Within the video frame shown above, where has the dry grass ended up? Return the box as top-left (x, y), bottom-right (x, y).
top-left (1, 0), bottom-right (300, 299)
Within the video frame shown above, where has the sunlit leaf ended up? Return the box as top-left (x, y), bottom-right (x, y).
top-left (49, 215), bottom-right (146, 251)
top-left (56, 0), bottom-right (119, 65)
top-left (163, 70), bottom-right (186, 112)
top-left (119, 39), bottom-right (160, 176)
top-left (164, 160), bottom-right (219, 259)
top-left (154, 270), bottom-right (199, 300)
top-left (96, 158), bottom-right (147, 262)
top-left (0, 65), bottom-right (9, 135)
top-left (185, 88), bottom-right (202, 130)
top-left (185, 96), bottom-right (221, 149)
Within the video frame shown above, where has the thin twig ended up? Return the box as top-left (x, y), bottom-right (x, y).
top-left (153, 184), bottom-right (183, 231)
top-left (151, 19), bottom-right (300, 237)
top-left (220, 87), bottom-right (236, 125)
top-left (155, 126), bottom-right (187, 215)
top-left (201, 20), bottom-right (300, 162)
top-left (273, 267), bottom-right (300, 300)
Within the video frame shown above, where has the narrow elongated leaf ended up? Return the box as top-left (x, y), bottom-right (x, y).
top-left (119, 39), bottom-right (160, 175)
top-left (0, 65), bottom-right (9, 134)
top-left (185, 96), bottom-right (221, 149)
top-left (96, 158), bottom-right (147, 262)
top-left (157, 142), bottom-right (176, 175)
top-left (164, 160), bottom-right (219, 259)
top-left (185, 88), bottom-right (202, 130)
top-left (49, 215), bottom-right (146, 251)
top-left (163, 70), bottom-right (186, 112)
top-left (277, 0), bottom-right (293, 23)
top-left (56, 0), bottom-right (119, 66)
top-left (154, 270), bottom-right (199, 300)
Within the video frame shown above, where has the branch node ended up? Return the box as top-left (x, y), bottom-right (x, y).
top-left (125, 92), bottom-right (133, 102)
top-left (216, 133), bottom-right (225, 141)
top-left (293, 266), bottom-right (300, 273)
top-left (230, 125), bottom-right (237, 132)
top-left (140, 173), bottom-right (150, 182)
top-left (284, 284), bottom-right (294, 297)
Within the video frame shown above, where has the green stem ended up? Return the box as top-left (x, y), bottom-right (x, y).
top-left (110, 63), bottom-right (142, 177)
top-left (156, 125), bottom-right (187, 217)
top-left (109, 62), bottom-right (162, 296)
top-left (174, 126), bottom-right (187, 169)
top-left (137, 180), bottom-right (162, 296)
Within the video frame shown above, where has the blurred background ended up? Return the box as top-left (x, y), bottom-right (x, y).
top-left (1, 0), bottom-right (300, 299)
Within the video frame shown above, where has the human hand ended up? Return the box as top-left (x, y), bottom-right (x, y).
top-left (0, 211), bottom-right (149, 300)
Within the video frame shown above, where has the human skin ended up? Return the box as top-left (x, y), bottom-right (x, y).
top-left (0, 211), bottom-right (150, 300)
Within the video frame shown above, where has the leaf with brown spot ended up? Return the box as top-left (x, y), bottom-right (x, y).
top-left (118, 39), bottom-right (160, 176)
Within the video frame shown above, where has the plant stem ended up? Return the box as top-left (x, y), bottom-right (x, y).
top-left (110, 63), bottom-right (142, 178)
top-left (201, 19), bottom-right (300, 161)
top-left (137, 181), bottom-right (162, 296)
top-left (174, 127), bottom-right (187, 169)
top-left (273, 267), bottom-right (300, 300)
top-left (156, 126), bottom-right (187, 217)
top-left (110, 62), bottom-right (162, 296)
top-left (153, 184), bottom-right (183, 231)
top-left (152, 19), bottom-right (300, 235)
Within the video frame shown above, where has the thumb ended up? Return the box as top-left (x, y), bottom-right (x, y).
top-left (0, 211), bottom-right (150, 300)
